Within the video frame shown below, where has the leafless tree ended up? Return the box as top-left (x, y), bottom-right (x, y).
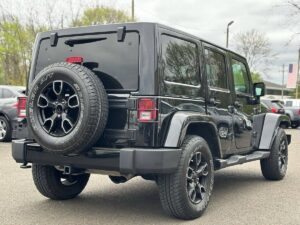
top-left (276, 1), bottom-right (300, 43)
top-left (233, 29), bottom-right (276, 73)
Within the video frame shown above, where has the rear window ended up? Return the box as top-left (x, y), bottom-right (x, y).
top-left (35, 32), bottom-right (140, 91)
top-left (272, 101), bottom-right (283, 109)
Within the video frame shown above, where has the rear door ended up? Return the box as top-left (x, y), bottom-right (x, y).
top-left (203, 43), bottom-right (233, 153)
top-left (229, 54), bottom-right (256, 150)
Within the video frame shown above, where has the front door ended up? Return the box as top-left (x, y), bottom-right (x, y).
top-left (230, 56), bottom-right (256, 150)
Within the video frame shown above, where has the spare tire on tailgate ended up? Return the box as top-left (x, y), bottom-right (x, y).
top-left (27, 62), bottom-right (108, 155)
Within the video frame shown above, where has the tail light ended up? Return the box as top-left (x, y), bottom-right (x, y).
top-left (271, 107), bottom-right (278, 113)
top-left (298, 109), bottom-right (300, 115)
top-left (65, 56), bottom-right (83, 64)
top-left (138, 98), bottom-right (157, 122)
top-left (17, 97), bottom-right (27, 118)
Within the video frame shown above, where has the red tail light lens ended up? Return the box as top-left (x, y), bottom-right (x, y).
top-left (17, 97), bottom-right (27, 118)
top-left (138, 98), bottom-right (157, 122)
top-left (271, 107), bottom-right (278, 113)
top-left (298, 109), bottom-right (300, 115)
top-left (65, 56), bottom-right (83, 64)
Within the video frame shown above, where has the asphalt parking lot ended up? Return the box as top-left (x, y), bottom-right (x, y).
top-left (0, 129), bottom-right (300, 225)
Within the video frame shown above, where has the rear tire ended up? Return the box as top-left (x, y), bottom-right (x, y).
top-left (0, 116), bottom-right (11, 142)
top-left (260, 128), bottom-right (288, 180)
top-left (32, 164), bottom-right (90, 200)
top-left (157, 135), bottom-right (214, 220)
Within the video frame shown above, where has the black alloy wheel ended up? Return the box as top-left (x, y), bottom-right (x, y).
top-left (186, 151), bottom-right (209, 204)
top-left (37, 80), bottom-right (80, 136)
top-left (278, 138), bottom-right (288, 173)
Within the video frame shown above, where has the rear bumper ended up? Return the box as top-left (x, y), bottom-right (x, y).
top-left (12, 140), bottom-right (181, 174)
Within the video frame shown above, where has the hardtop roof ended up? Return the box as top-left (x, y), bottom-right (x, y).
top-left (39, 22), bottom-right (246, 60)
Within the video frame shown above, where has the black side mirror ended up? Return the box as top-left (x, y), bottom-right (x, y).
top-left (253, 82), bottom-right (265, 97)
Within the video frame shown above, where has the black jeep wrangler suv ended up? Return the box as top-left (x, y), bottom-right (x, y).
top-left (12, 22), bottom-right (291, 220)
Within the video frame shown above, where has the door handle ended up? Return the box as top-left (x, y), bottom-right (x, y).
top-left (234, 100), bottom-right (242, 108)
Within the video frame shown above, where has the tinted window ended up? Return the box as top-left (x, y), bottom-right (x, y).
top-left (0, 88), bottom-right (3, 98)
top-left (232, 59), bottom-right (250, 93)
top-left (272, 102), bottom-right (283, 109)
top-left (161, 35), bottom-right (199, 86)
top-left (204, 49), bottom-right (227, 89)
top-left (3, 89), bottom-right (14, 98)
top-left (36, 32), bottom-right (139, 91)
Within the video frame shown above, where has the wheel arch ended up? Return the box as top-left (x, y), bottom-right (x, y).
top-left (163, 111), bottom-right (222, 159)
top-left (259, 113), bottom-right (291, 149)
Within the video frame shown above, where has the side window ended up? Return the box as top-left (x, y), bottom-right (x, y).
top-left (231, 59), bottom-right (250, 94)
top-left (3, 89), bottom-right (14, 98)
top-left (0, 88), bottom-right (3, 98)
top-left (204, 48), bottom-right (227, 89)
top-left (161, 35), bottom-right (199, 86)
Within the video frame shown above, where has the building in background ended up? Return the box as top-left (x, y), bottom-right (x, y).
top-left (263, 80), bottom-right (293, 99)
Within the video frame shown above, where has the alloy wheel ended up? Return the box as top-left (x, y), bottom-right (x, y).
top-left (37, 80), bottom-right (80, 137)
top-left (0, 119), bottom-right (7, 140)
top-left (278, 138), bottom-right (288, 172)
top-left (186, 151), bottom-right (209, 204)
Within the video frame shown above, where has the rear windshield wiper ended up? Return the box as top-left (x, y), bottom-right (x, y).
top-left (64, 37), bottom-right (107, 46)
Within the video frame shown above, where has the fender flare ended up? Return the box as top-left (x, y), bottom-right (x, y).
top-left (163, 111), bottom-right (222, 158)
top-left (259, 113), bottom-right (290, 149)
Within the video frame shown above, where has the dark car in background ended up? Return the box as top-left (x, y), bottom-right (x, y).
top-left (0, 85), bottom-right (26, 142)
top-left (260, 99), bottom-right (290, 128)
top-left (261, 99), bottom-right (285, 114)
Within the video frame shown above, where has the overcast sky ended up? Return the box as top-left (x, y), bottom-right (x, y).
top-left (2, 0), bottom-right (299, 84)
top-left (131, 0), bottom-right (299, 84)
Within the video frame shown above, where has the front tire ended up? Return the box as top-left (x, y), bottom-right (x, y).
top-left (157, 135), bottom-right (214, 220)
top-left (32, 164), bottom-right (90, 200)
top-left (260, 128), bottom-right (288, 180)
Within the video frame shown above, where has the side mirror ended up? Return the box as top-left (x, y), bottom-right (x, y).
top-left (253, 82), bottom-right (265, 97)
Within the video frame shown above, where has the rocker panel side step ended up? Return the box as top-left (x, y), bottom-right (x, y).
top-left (215, 151), bottom-right (270, 169)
